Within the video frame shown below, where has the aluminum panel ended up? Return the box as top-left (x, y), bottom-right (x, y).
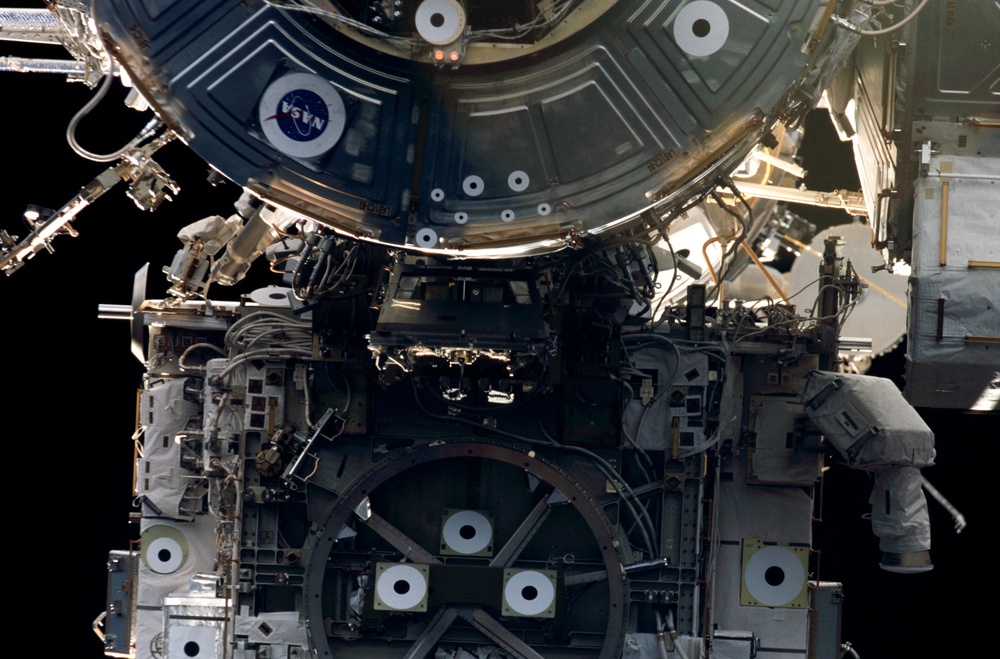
top-left (623, 0), bottom-right (815, 126)
top-left (914, 0), bottom-right (1000, 115)
top-left (455, 106), bottom-right (549, 198)
top-left (97, 0), bottom-right (237, 68)
top-left (540, 79), bottom-right (645, 183)
top-left (422, 42), bottom-right (678, 237)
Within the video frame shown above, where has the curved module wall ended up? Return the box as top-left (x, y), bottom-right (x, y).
top-left (95, 0), bottom-right (848, 255)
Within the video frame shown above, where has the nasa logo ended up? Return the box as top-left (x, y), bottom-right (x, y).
top-left (270, 89), bottom-right (329, 143)
top-left (258, 72), bottom-right (346, 159)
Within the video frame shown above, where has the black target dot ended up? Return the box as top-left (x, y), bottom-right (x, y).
top-left (430, 13), bottom-right (445, 28)
top-left (184, 641), bottom-right (200, 657)
top-left (158, 548), bottom-right (172, 563)
top-left (764, 565), bottom-right (785, 586)
top-left (459, 524), bottom-right (477, 539)
top-left (521, 585), bottom-right (538, 601)
top-left (393, 579), bottom-right (411, 595)
top-left (693, 19), bottom-right (711, 37)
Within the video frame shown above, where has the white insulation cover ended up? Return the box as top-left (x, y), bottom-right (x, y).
top-left (623, 347), bottom-right (709, 450)
top-left (138, 377), bottom-right (201, 519)
top-left (907, 154), bottom-right (1000, 409)
top-left (869, 466), bottom-right (931, 554)
top-left (135, 516), bottom-right (219, 659)
top-left (802, 372), bottom-right (934, 470)
top-left (715, 451), bottom-right (812, 655)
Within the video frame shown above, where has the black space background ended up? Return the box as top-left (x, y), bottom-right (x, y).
top-left (1, 11), bottom-right (996, 658)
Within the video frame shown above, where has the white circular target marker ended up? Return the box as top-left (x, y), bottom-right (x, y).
top-left (415, 227), bottom-right (438, 248)
top-left (376, 564), bottom-right (428, 610)
top-left (259, 72), bottom-right (346, 159)
top-left (249, 286), bottom-right (292, 307)
top-left (454, 212), bottom-right (468, 224)
top-left (415, 0), bottom-right (466, 45)
top-left (146, 536), bottom-right (184, 574)
top-left (508, 170), bottom-right (530, 192)
top-left (673, 1), bottom-right (730, 58)
top-left (744, 545), bottom-right (805, 607)
top-left (504, 570), bottom-right (555, 617)
top-left (462, 175), bottom-right (484, 197)
top-left (442, 510), bottom-right (493, 554)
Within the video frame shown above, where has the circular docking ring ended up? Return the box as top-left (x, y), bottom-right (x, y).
top-left (303, 438), bottom-right (629, 658)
